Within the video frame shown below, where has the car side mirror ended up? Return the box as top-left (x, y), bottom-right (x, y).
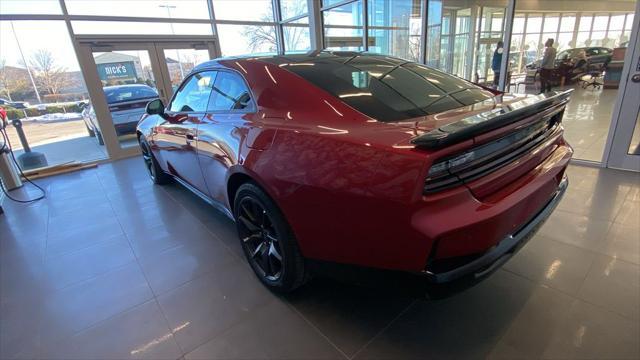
top-left (146, 99), bottom-right (165, 116)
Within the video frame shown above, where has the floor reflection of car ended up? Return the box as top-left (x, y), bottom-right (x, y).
top-left (82, 84), bottom-right (158, 145)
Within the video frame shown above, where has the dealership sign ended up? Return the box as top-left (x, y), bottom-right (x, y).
top-left (97, 61), bottom-right (137, 81)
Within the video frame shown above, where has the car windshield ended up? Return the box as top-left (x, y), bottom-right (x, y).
top-left (282, 57), bottom-right (495, 122)
top-left (104, 86), bottom-right (158, 104)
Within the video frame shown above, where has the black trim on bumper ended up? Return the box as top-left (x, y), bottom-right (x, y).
top-left (424, 176), bottom-right (568, 283)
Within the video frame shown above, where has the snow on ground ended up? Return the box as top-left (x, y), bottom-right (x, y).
top-left (24, 112), bottom-right (83, 122)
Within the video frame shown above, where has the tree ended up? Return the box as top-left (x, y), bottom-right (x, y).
top-left (282, 24), bottom-right (310, 52)
top-left (29, 49), bottom-right (72, 97)
top-left (241, 1), bottom-right (309, 54)
top-left (0, 58), bottom-right (29, 101)
top-left (242, 23), bottom-right (278, 53)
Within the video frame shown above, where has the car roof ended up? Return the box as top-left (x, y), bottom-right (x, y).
top-left (193, 51), bottom-right (407, 72)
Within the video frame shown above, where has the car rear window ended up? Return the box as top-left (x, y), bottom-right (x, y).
top-left (105, 86), bottom-right (158, 104)
top-left (282, 58), bottom-right (495, 122)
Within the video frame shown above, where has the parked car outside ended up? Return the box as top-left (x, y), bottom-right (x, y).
top-left (137, 52), bottom-right (573, 293)
top-left (0, 98), bottom-right (29, 109)
top-left (82, 84), bottom-right (158, 145)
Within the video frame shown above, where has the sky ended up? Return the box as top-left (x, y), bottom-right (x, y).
top-left (0, 0), bottom-right (287, 71)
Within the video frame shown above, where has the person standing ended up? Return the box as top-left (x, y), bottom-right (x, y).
top-left (491, 41), bottom-right (504, 88)
top-left (539, 38), bottom-right (557, 94)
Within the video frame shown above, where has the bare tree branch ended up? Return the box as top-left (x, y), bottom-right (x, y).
top-left (0, 58), bottom-right (29, 101)
top-left (241, 1), bottom-right (308, 53)
top-left (29, 49), bottom-right (72, 97)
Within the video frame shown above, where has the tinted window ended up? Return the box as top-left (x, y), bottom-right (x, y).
top-left (169, 71), bottom-right (216, 112)
top-left (208, 71), bottom-right (253, 111)
top-left (586, 48), bottom-right (599, 56)
top-left (104, 86), bottom-right (157, 104)
top-left (282, 57), bottom-right (494, 121)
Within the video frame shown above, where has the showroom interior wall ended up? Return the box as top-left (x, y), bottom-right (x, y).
top-left (0, 0), bottom-right (637, 168)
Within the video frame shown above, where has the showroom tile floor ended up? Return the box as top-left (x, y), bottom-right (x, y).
top-left (1, 157), bottom-right (639, 359)
top-left (518, 84), bottom-right (620, 163)
top-left (561, 86), bottom-right (619, 162)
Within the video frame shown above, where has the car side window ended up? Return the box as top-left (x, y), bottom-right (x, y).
top-left (208, 71), bottom-right (253, 112)
top-left (587, 48), bottom-right (599, 56)
top-left (169, 71), bottom-right (216, 113)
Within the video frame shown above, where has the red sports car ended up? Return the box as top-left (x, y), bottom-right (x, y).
top-left (137, 51), bottom-right (572, 293)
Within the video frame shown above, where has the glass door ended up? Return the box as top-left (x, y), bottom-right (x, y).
top-left (154, 42), bottom-right (218, 98)
top-left (75, 38), bottom-right (217, 160)
top-left (474, 6), bottom-right (506, 86)
top-left (605, 7), bottom-right (640, 171)
top-left (93, 45), bottom-right (163, 151)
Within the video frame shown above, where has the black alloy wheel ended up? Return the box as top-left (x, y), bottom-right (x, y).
top-left (237, 196), bottom-right (283, 281)
top-left (234, 182), bottom-right (308, 292)
top-left (139, 136), bottom-right (172, 185)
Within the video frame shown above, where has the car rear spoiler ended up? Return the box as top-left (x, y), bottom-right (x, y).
top-left (411, 89), bottom-right (573, 150)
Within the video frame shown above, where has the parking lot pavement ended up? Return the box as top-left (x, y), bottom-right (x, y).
top-left (5, 118), bottom-right (88, 150)
top-left (4, 119), bottom-right (108, 166)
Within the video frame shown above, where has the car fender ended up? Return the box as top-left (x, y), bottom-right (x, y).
top-left (225, 159), bottom-right (280, 211)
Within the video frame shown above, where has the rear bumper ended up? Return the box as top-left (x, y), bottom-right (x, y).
top-left (114, 122), bottom-right (138, 136)
top-left (424, 176), bottom-right (567, 283)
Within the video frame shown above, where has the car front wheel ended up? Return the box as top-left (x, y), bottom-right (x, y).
top-left (234, 182), bottom-right (308, 293)
top-left (139, 136), bottom-right (172, 185)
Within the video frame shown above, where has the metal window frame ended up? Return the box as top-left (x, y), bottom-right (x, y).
top-left (498, 0), bottom-right (515, 91)
top-left (319, 0), bottom-right (365, 51)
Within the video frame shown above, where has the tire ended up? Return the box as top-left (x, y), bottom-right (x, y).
top-left (85, 123), bottom-right (96, 137)
top-left (139, 136), bottom-right (172, 185)
top-left (234, 182), bottom-right (308, 293)
top-left (96, 130), bottom-right (105, 146)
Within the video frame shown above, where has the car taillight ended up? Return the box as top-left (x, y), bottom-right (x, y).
top-left (424, 110), bottom-right (564, 194)
top-left (427, 152), bottom-right (475, 179)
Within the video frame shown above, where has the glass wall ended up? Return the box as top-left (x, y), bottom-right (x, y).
top-left (213, 0), bottom-right (277, 56)
top-left (509, 1), bottom-right (636, 162)
top-left (0, 20), bottom-right (101, 167)
top-left (65, 0), bottom-right (211, 19)
top-left (1, 0), bottom-right (638, 166)
top-left (368, 0), bottom-right (423, 62)
top-left (281, 1), bottom-right (312, 53)
top-left (283, 18), bottom-right (312, 53)
top-left (321, 0), bottom-right (422, 59)
top-left (217, 24), bottom-right (278, 56)
top-left (213, 0), bottom-right (311, 56)
top-left (0, 0), bottom-right (62, 14)
top-left (426, 2), bottom-right (475, 78)
top-left (323, 0), bottom-right (364, 50)
top-left (474, 5), bottom-right (507, 85)
top-left (509, 12), bottom-right (634, 75)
